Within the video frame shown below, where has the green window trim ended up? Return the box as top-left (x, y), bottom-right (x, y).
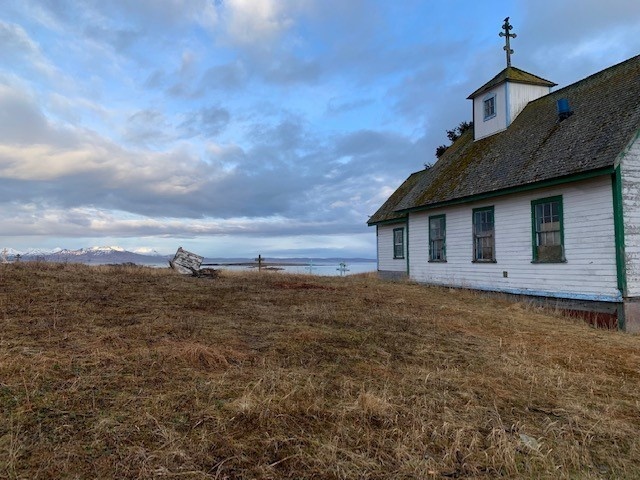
top-left (531, 195), bottom-right (565, 263)
top-left (429, 214), bottom-right (446, 262)
top-left (406, 220), bottom-right (410, 275)
top-left (393, 227), bottom-right (405, 259)
top-left (472, 206), bottom-right (496, 262)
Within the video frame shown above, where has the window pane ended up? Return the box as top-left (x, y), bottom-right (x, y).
top-left (430, 217), bottom-right (445, 261)
top-left (533, 198), bottom-right (563, 262)
top-left (473, 208), bottom-right (495, 261)
top-left (432, 239), bottom-right (443, 260)
top-left (484, 97), bottom-right (495, 118)
top-left (535, 201), bottom-right (560, 247)
top-left (393, 228), bottom-right (404, 258)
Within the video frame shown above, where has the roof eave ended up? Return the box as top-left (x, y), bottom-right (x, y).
top-left (367, 216), bottom-right (408, 227)
top-left (467, 66), bottom-right (557, 99)
top-left (394, 166), bottom-right (614, 215)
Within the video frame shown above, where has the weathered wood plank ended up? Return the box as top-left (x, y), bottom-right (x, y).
top-left (169, 247), bottom-right (204, 275)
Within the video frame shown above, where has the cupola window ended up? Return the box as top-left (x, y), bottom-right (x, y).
top-left (483, 94), bottom-right (496, 120)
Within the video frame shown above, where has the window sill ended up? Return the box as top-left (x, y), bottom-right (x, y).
top-left (531, 259), bottom-right (567, 264)
top-left (483, 113), bottom-right (496, 121)
top-left (472, 259), bottom-right (497, 263)
top-left (428, 260), bottom-right (447, 263)
top-left (393, 257), bottom-right (405, 260)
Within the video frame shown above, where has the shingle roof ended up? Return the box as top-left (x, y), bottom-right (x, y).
top-left (368, 55), bottom-right (640, 225)
top-left (467, 66), bottom-right (557, 99)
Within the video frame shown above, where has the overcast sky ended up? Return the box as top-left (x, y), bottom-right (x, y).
top-left (1, 0), bottom-right (639, 258)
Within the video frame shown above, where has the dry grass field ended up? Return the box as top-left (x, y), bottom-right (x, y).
top-left (0, 262), bottom-right (639, 479)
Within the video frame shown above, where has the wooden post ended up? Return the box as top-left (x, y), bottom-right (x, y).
top-left (255, 254), bottom-right (263, 272)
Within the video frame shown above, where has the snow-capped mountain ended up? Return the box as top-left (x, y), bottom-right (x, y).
top-left (22, 247), bottom-right (64, 256)
top-left (1, 246), bottom-right (168, 265)
top-left (1, 247), bottom-right (27, 256)
top-left (59, 246), bottom-right (127, 256)
top-left (83, 246), bottom-right (126, 253)
top-left (2, 247), bottom-right (65, 256)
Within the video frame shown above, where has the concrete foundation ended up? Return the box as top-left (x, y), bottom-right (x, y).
top-left (501, 294), bottom-right (621, 330)
top-left (376, 275), bottom-right (640, 332)
top-left (377, 270), bottom-right (408, 281)
top-left (423, 285), bottom-right (626, 330)
top-left (622, 299), bottom-right (640, 333)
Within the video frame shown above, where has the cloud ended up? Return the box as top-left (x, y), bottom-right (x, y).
top-left (32, 0), bottom-right (219, 33)
top-left (198, 61), bottom-right (248, 93)
top-left (263, 55), bottom-right (322, 85)
top-left (0, 79), bottom-right (419, 233)
top-left (180, 106), bottom-right (231, 137)
top-left (514, 0), bottom-right (640, 84)
top-left (0, 203), bottom-right (365, 239)
top-left (222, 0), bottom-right (295, 46)
top-left (0, 83), bottom-right (51, 145)
top-left (331, 130), bottom-right (422, 171)
top-left (122, 109), bottom-right (173, 146)
top-left (110, 0), bottom-right (219, 30)
top-left (0, 19), bottom-right (58, 78)
top-left (0, 82), bottom-right (374, 224)
top-left (83, 24), bottom-right (141, 53)
top-left (326, 97), bottom-right (374, 115)
top-left (0, 20), bottom-right (39, 56)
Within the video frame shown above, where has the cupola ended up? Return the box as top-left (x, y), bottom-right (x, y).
top-left (468, 18), bottom-right (556, 141)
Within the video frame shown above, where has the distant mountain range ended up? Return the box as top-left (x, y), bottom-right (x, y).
top-left (1, 246), bottom-right (169, 265)
top-left (0, 246), bottom-right (375, 266)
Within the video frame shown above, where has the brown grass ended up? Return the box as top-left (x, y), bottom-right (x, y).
top-left (0, 262), bottom-right (639, 479)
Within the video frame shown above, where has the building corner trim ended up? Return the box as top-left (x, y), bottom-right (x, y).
top-left (406, 218), bottom-right (410, 276)
top-left (612, 166), bottom-right (627, 298)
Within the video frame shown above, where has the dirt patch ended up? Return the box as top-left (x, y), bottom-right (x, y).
top-left (273, 281), bottom-right (337, 291)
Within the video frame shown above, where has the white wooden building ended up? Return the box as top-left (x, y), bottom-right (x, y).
top-left (368, 54), bottom-right (640, 332)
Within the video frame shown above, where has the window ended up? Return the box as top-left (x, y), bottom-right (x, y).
top-left (473, 207), bottom-right (495, 262)
top-left (429, 215), bottom-right (446, 262)
top-left (531, 196), bottom-right (565, 263)
top-left (393, 227), bottom-right (404, 259)
top-left (483, 94), bottom-right (496, 120)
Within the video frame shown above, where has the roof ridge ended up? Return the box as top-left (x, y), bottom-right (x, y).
top-left (507, 66), bottom-right (556, 87)
top-left (467, 66), bottom-right (556, 99)
top-left (542, 54), bottom-right (640, 98)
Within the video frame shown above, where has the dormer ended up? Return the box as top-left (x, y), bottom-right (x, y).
top-left (468, 67), bottom-right (556, 141)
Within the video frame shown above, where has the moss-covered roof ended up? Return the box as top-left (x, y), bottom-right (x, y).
top-left (368, 55), bottom-right (640, 225)
top-left (467, 66), bottom-right (557, 99)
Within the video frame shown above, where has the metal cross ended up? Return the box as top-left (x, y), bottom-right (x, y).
top-left (499, 17), bottom-right (517, 67)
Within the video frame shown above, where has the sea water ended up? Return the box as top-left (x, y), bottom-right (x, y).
top-left (217, 261), bottom-right (377, 276)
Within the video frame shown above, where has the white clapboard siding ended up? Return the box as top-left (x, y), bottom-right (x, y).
top-left (621, 134), bottom-right (640, 297)
top-left (408, 176), bottom-right (619, 301)
top-left (473, 85), bottom-right (507, 140)
top-left (507, 83), bottom-right (550, 125)
top-left (473, 82), bottom-right (550, 141)
top-left (377, 223), bottom-right (408, 272)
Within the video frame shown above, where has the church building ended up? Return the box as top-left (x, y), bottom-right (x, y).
top-left (367, 19), bottom-right (640, 331)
